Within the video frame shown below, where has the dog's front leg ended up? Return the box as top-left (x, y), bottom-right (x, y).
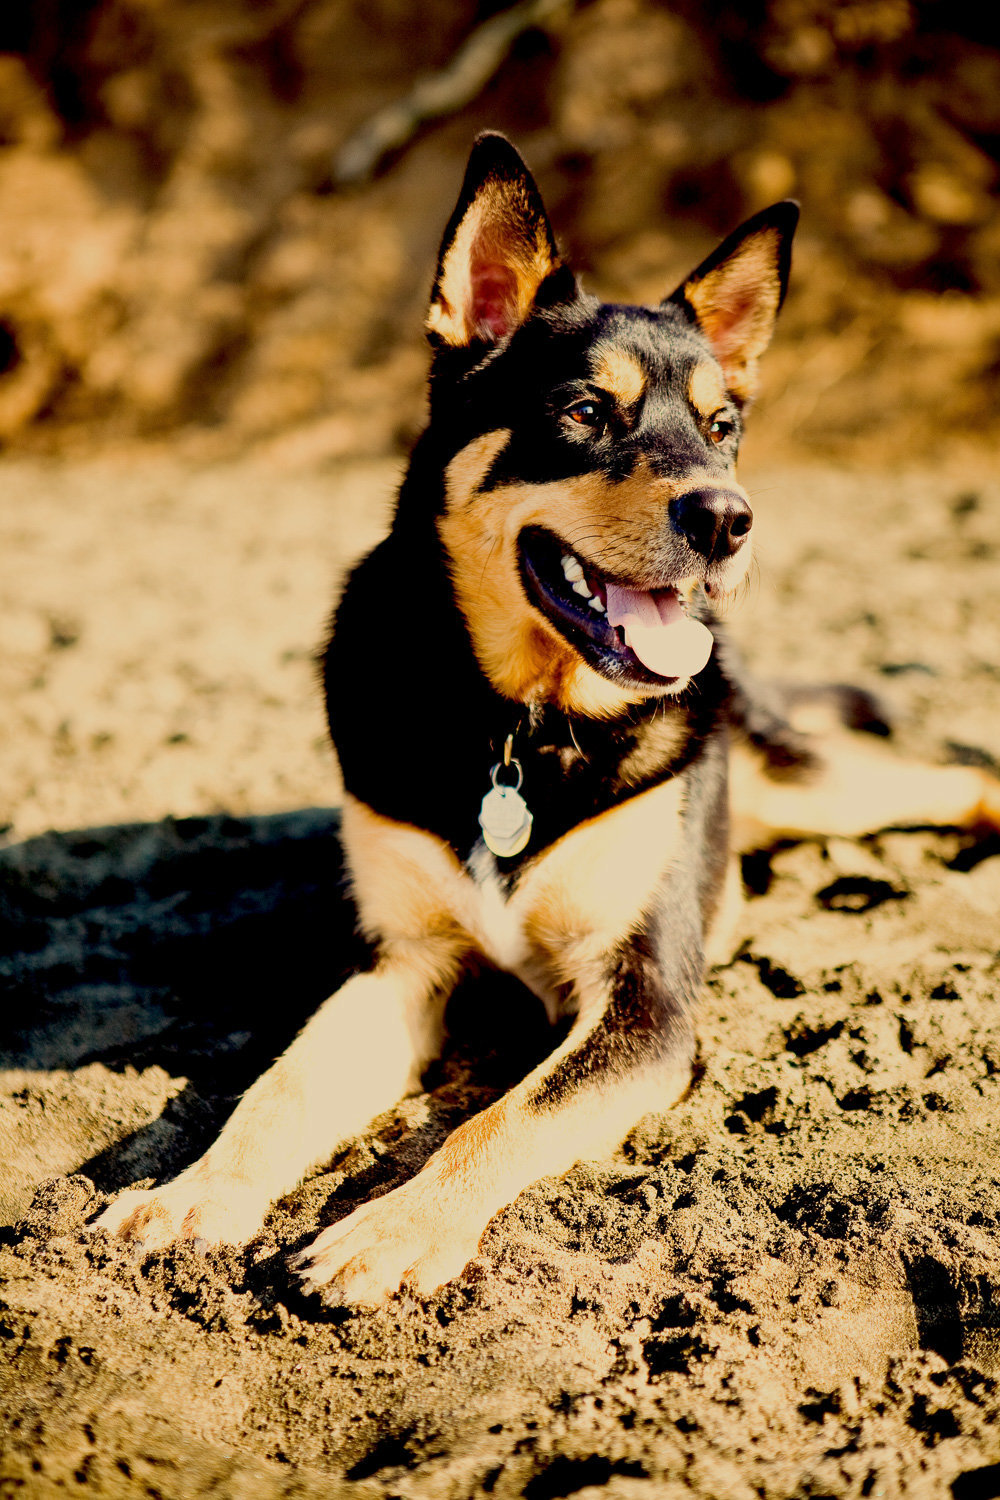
top-left (295, 927), bottom-right (697, 1306)
top-left (92, 947), bottom-right (457, 1249)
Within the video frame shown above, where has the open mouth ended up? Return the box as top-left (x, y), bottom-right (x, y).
top-left (518, 526), bottom-right (716, 688)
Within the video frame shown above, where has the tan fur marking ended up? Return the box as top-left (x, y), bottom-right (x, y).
top-left (615, 711), bottom-right (689, 790)
top-left (514, 775), bottom-right (686, 992)
top-left (435, 1095), bottom-right (511, 1183)
top-left (687, 360), bottom-right (729, 420)
top-left (591, 343), bottom-right (647, 408)
top-left (443, 428), bottom-right (512, 504)
top-left (438, 451), bottom-right (750, 713)
top-left (340, 796), bottom-right (473, 973)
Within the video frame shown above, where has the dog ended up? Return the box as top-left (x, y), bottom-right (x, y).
top-left (93, 133), bottom-right (1000, 1305)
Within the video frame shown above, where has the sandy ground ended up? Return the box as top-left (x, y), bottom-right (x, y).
top-left (2, 449), bottom-right (1000, 1498)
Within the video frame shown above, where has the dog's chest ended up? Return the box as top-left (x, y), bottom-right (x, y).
top-left (342, 776), bottom-right (687, 1003)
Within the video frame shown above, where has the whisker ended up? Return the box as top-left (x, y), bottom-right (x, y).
top-left (568, 720), bottom-right (588, 763)
top-left (478, 535), bottom-right (500, 586)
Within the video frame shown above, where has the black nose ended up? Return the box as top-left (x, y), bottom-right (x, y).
top-left (669, 488), bottom-right (753, 561)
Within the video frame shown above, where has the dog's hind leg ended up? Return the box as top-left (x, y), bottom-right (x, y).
top-left (729, 734), bottom-right (1000, 848)
top-left (92, 946), bottom-right (459, 1249)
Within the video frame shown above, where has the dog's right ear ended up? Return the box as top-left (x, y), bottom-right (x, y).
top-left (427, 133), bottom-right (576, 349)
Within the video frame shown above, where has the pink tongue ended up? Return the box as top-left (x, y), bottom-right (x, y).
top-left (604, 583), bottom-right (714, 680)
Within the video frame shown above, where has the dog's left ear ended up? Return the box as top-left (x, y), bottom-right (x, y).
top-left (427, 133), bottom-right (576, 349)
top-left (665, 201), bottom-right (799, 405)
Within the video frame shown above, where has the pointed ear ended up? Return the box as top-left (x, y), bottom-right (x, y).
top-left (665, 201), bottom-right (799, 405)
top-left (427, 133), bottom-right (573, 349)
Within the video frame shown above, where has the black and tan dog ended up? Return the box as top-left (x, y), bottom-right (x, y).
top-left (95, 134), bottom-right (1000, 1304)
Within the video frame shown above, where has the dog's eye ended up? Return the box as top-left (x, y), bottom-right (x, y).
top-left (566, 401), bottom-right (602, 428)
top-left (708, 416), bottom-right (735, 444)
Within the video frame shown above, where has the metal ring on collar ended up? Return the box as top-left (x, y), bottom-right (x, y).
top-left (490, 758), bottom-right (523, 792)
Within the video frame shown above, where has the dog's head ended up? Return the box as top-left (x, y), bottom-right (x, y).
top-left (427, 133), bottom-right (797, 718)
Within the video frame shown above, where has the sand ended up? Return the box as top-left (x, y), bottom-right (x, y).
top-left (1, 451), bottom-right (1000, 1499)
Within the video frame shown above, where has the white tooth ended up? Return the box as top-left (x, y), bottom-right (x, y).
top-left (572, 578), bottom-right (592, 598)
top-left (589, 596), bottom-right (605, 613)
top-left (562, 555), bottom-right (584, 582)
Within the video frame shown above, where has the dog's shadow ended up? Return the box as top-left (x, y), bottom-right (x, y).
top-left (0, 809), bottom-right (553, 1215)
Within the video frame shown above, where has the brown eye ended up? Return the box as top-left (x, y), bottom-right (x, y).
top-left (567, 401), bottom-right (601, 427)
top-left (708, 415), bottom-right (735, 444)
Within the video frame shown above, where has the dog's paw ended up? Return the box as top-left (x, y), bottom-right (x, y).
top-left (292, 1180), bottom-right (483, 1308)
top-left (91, 1172), bottom-right (266, 1250)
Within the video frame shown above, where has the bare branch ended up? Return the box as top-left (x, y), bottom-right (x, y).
top-left (332, 0), bottom-right (572, 187)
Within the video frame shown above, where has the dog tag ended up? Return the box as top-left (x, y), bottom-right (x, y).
top-left (479, 758), bottom-right (533, 857)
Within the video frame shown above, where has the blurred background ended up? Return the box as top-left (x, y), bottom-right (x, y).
top-left (0, 0), bottom-right (998, 466)
top-left (2, 0), bottom-right (1000, 842)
